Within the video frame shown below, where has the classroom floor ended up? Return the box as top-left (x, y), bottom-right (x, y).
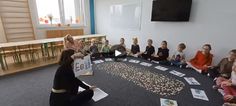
top-left (0, 57), bottom-right (224, 106)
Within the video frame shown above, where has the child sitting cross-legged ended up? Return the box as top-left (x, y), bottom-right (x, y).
top-left (128, 37), bottom-right (140, 57)
top-left (169, 43), bottom-right (187, 68)
top-left (208, 49), bottom-right (236, 80)
top-left (216, 61), bottom-right (236, 104)
top-left (138, 39), bottom-right (155, 60)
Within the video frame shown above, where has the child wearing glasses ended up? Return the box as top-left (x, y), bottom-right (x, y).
top-left (187, 44), bottom-right (213, 74)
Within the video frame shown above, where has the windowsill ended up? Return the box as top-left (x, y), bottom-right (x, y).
top-left (36, 24), bottom-right (87, 30)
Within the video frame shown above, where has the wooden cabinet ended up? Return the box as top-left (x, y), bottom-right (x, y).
top-left (46, 29), bottom-right (84, 38)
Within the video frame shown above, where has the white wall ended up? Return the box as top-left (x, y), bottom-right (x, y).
top-left (0, 17), bottom-right (7, 43)
top-left (95, 0), bottom-right (236, 64)
top-left (28, 0), bottom-right (92, 39)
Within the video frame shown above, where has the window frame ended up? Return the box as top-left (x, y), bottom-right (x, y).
top-left (32, 0), bottom-right (87, 28)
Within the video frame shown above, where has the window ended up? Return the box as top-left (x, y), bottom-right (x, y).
top-left (35, 0), bottom-right (85, 27)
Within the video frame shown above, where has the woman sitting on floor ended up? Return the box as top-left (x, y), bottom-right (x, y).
top-left (50, 49), bottom-right (95, 106)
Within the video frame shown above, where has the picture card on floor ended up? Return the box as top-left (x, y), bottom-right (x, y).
top-left (73, 55), bottom-right (93, 76)
top-left (105, 58), bottom-right (113, 61)
top-left (191, 88), bottom-right (209, 101)
top-left (129, 59), bottom-right (140, 63)
top-left (140, 62), bottom-right (152, 67)
top-left (155, 66), bottom-right (168, 71)
top-left (184, 77), bottom-right (200, 85)
top-left (160, 98), bottom-right (178, 106)
top-left (79, 82), bottom-right (108, 102)
top-left (93, 60), bottom-right (104, 64)
top-left (169, 70), bottom-right (185, 77)
top-left (123, 58), bottom-right (127, 61)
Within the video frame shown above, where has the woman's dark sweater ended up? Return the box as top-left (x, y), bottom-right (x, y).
top-left (52, 65), bottom-right (90, 95)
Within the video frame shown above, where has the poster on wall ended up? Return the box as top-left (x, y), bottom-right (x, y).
top-left (110, 0), bottom-right (142, 31)
top-left (73, 55), bottom-right (93, 77)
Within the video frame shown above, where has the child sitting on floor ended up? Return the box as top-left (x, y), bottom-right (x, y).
top-left (187, 44), bottom-right (213, 74)
top-left (169, 43), bottom-right (187, 68)
top-left (100, 40), bottom-right (111, 58)
top-left (120, 38), bottom-right (126, 48)
top-left (218, 61), bottom-right (236, 104)
top-left (151, 41), bottom-right (169, 62)
top-left (129, 37), bottom-right (140, 57)
top-left (139, 39), bottom-right (155, 60)
top-left (209, 49), bottom-right (236, 79)
top-left (101, 40), bottom-right (110, 53)
top-left (89, 39), bottom-right (100, 59)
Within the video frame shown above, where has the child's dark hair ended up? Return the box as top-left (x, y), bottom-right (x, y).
top-left (203, 44), bottom-right (212, 50)
top-left (148, 39), bottom-right (153, 43)
top-left (162, 41), bottom-right (167, 45)
top-left (179, 43), bottom-right (186, 50)
top-left (230, 49), bottom-right (236, 54)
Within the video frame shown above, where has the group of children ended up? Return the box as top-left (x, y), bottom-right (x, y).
top-left (63, 34), bottom-right (236, 105)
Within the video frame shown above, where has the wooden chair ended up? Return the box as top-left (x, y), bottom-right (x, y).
top-left (30, 44), bottom-right (42, 61)
top-left (17, 45), bottom-right (31, 62)
top-left (1, 46), bottom-right (20, 69)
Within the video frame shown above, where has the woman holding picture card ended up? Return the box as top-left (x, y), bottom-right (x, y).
top-left (50, 49), bottom-right (96, 106)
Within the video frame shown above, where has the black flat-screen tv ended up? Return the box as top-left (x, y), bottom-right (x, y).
top-left (151, 0), bottom-right (192, 21)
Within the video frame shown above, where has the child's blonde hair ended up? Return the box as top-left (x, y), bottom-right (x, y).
top-left (63, 34), bottom-right (73, 48)
top-left (133, 37), bottom-right (138, 43)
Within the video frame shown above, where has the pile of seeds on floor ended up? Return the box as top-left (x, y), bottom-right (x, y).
top-left (94, 62), bottom-right (185, 96)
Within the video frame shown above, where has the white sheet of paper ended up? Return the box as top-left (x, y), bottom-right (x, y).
top-left (140, 62), bottom-right (152, 67)
top-left (78, 82), bottom-right (108, 102)
top-left (155, 66), bottom-right (168, 71)
top-left (160, 98), bottom-right (178, 106)
top-left (105, 58), bottom-right (113, 61)
top-left (73, 55), bottom-right (93, 77)
top-left (92, 88), bottom-right (109, 102)
top-left (184, 77), bottom-right (200, 85)
top-left (169, 70), bottom-right (185, 77)
top-left (93, 60), bottom-right (104, 64)
top-left (191, 88), bottom-right (209, 101)
top-left (129, 59), bottom-right (140, 63)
